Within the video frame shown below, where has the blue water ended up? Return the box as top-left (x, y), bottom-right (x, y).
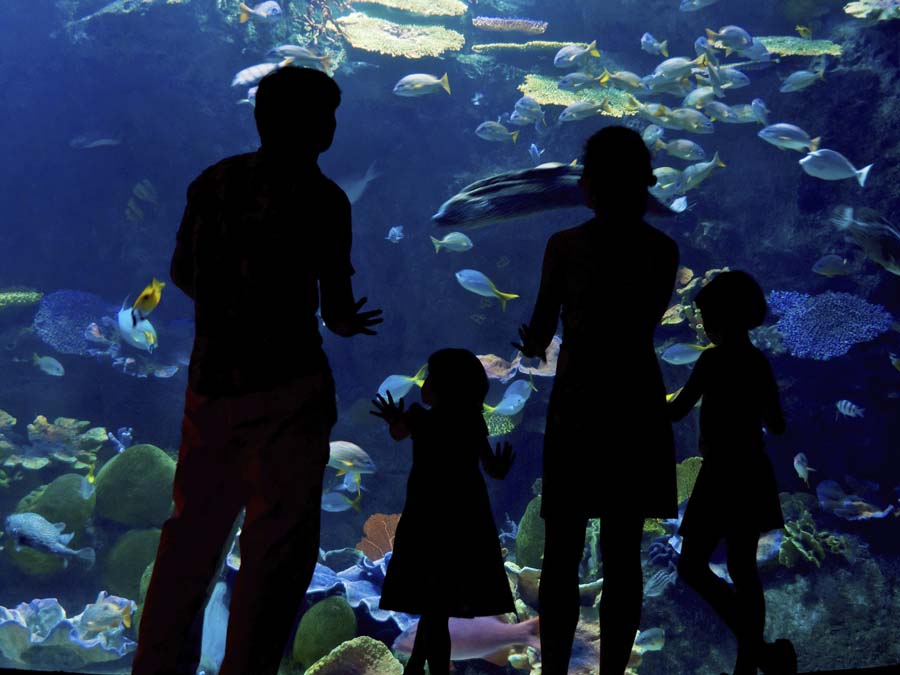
top-left (1, 0), bottom-right (899, 673)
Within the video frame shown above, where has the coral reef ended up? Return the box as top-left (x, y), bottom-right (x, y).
top-left (676, 456), bottom-right (703, 505)
top-left (472, 16), bottom-right (549, 34)
top-left (485, 410), bottom-right (517, 436)
top-left (103, 529), bottom-right (162, 600)
top-left (756, 36), bottom-right (843, 57)
top-left (767, 290), bottom-right (893, 360)
top-left (93, 444), bottom-right (175, 528)
top-left (515, 495), bottom-right (545, 569)
top-left (355, 513), bottom-right (400, 560)
top-left (844, 0), bottom-right (900, 20)
top-left (517, 74), bottom-right (634, 116)
top-left (472, 40), bottom-right (586, 54)
top-left (335, 12), bottom-right (465, 58)
top-left (304, 635), bottom-right (403, 675)
top-left (2, 415), bottom-right (107, 473)
top-left (350, 0), bottom-right (468, 16)
top-left (0, 597), bottom-right (135, 669)
top-left (33, 290), bottom-right (112, 356)
top-left (0, 287), bottom-right (43, 313)
top-left (292, 596), bottom-right (358, 670)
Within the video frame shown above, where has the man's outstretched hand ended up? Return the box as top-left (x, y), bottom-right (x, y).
top-left (331, 297), bottom-right (383, 337)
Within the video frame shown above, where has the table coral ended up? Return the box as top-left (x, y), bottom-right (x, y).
top-left (844, 0), bottom-right (900, 20)
top-left (350, 0), bottom-right (467, 16)
top-left (516, 73), bottom-right (634, 116)
top-left (0, 287), bottom-right (42, 313)
top-left (757, 35), bottom-right (843, 57)
top-left (335, 12), bottom-right (465, 58)
top-left (472, 40), bottom-right (587, 54)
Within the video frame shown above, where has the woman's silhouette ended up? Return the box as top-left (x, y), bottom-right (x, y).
top-left (515, 126), bottom-right (679, 675)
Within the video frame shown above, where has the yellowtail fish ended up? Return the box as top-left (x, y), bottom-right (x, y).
top-left (796, 25), bottom-right (812, 39)
top-left (231, 57), bottom-right (294, 88)
top-left (33, 353), bottom-right (64, 377)
top-left (677, 152), bottom-right (726, 193)
top-left (393, 73), bottom-right (451, 97)
top-left (79, 591), bottom-right (134, 635)
top-left (835, 399), bottom-right (864, 419)
top-left (377, 364), bottom-right (428, 400)
top-left (79, 463), bottom-right (96, 500)
top-left (475, 121), bottom-right (519, 143)
top-left (553, 40), bottom-right (600, 68)
top-left (328, 441), bottom-right (376, 477)
top-left (812, 254), bottom-right (850, 277)
top-left (779, 69), bottom-right (825, 93)
top-left (793, 452), bottom-right (816, 487)
top-left (133, 278), bottom-right (165, 315)
top-left (455, 269), bottom-right (519, 310)
top-left (660, 342), bottom-right (713, 365)
top-left (431, 232), bottom-right (474, 253)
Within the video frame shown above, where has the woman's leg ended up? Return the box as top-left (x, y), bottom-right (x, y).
top-left (726, 530), bottom-right (763, 675)
top-left (404, 616), bottom-right (427, 675)
top-left (678, 533), bottom-right (739, 634)
top-left (539, 515), bottom-right (588, 675)
top-left (423, 611), bottom-right (451, 675)
top-left (598, 514), bottom-right (645, 675)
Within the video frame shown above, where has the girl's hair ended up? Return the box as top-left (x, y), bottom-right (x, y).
top-left (694, 270), bottom-right (768, 331)
top-left (581, 125), bottom-right (656, 189)
top-left (427, 348), bottom-right (490, 411)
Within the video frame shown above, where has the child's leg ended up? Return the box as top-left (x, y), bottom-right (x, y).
top-left (422, 611), bottom-right (451, 675)
top-left (678, 533), bottom-right (740, 634)
top-left (726, 530), bottom-right (764, 675)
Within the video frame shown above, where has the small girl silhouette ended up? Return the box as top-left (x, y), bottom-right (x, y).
top-left (668, 271), bottom-right (797, 675)
top-left (371, 348), bottom-right (516, 675)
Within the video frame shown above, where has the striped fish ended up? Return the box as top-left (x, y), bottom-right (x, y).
top-left (835, 399), bottom-right (864, 419)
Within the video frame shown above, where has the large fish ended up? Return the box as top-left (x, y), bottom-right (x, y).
top-left (432, 163), bottom-right (684, 229)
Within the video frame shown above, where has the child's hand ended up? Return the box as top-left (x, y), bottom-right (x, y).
top-left (370, 391), bottom-right (405, 425)
top-left (484, 441), bottom-right (515, 479)
top-left (511, 324), bottom-right (546, 362)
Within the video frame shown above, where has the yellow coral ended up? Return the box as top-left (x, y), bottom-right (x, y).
top-left (472, 40), bottom-right (588, 54)
top-left (335, 12), bottom-right (465, 58)
top-left (676, 456), bottom-right (703, 504)
top-left (756, 35), bottom-right (843, 57)
top-left (516, 73), bottom-right (635, 117)
top-left (0, 287), bottom-right (43, 312)
top-left (351, 0), bottom-right (468, 17)
top-left (0, 410), bottom-right (15, 429)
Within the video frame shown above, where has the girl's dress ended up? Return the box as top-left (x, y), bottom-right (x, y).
top-left (379, 403), bottom-right (515, 617)
top-left (678, 344), bottom-right (785, 539)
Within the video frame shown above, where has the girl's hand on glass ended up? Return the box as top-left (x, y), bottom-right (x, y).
top-left (485, 441), bottom-right (515, 479)
top-left (370, 391), bottom-right (405, 425)
top-left (511, 324), bottom-right (546, 361)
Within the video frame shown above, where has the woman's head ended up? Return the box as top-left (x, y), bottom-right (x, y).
top-left (694, 270), bottom-right (767, 341)
top-left (580, 126), bottom-right (655, 217)
top-left (424, 348), bottom-right (490, 411)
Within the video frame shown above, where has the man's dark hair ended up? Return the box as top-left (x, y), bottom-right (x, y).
top-left (695, 270), bottom-right (768, 331)
top-left (582, 125), bottom-right (656, 188)
top-left (254, 66), bottom-right (342, 146)
top-left (427, 348), bottom-right (490, 412)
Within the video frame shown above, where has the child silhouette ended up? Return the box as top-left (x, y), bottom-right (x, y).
top-left (371, 348), bottom-right (516, 675)
top-left (669, 271), bottom-right (797, 675)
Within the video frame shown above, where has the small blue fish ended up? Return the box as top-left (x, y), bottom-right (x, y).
top-left (641, 33), bottom-right (669, 57)
top-left (239, 1), bottom-right (282, 23)
top-left (455, 269), bottom-right (519, 311)
top-left (751, 98), bottom-right (770, 125)
top-left (528, 143), bottom-right (545, 164)
top-left (680, 0), bottom-right (720, 11)
top-left (321, 491), bottom-right (360, 513)
top-left (661, 343), bottom-right (711, 365)
top-left (386, 226), bottom-right (405, 243)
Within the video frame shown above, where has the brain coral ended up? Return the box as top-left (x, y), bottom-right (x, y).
top-left (767, 290), bottom-right (893, 360)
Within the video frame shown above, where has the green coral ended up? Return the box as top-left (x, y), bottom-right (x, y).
top-left (335, 12), bottom-right (465, 58)
top-left (779, 512), bottom-right (826, 568)
top-left (104, 529), bottom-right (161, 600)
top-left (305, 636), bottom-right (402, 675)
top-left (844, 0), bottom-right (900, 20)
top-left (676, 456), bottom-right (703, 505)
top-left (0, 287), bottom-right (43, 312)
top-left (757, 36), bottom-right (843, 57)
top-left (4, 474), bottom-right (95, 577)
top-left (351, 0), bottom-right (468, 17)
top-left (485, 411), bottom-right (517, 437)
top-left (516, 495), bottom-right (545, 569)
top-left (516, 73), bottom-right (635, 117)
top-left (94, 444), bottom-right (175, 528)
top-left (292, 597), bottom-right (358, 669)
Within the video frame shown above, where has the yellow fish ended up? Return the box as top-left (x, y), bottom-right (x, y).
top-left (795, 25), bottom-right (812, 39)
top-left (133, 278), bottom-right (165, 315)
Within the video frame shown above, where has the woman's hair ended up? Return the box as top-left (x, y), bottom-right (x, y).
top-left (694, 270), bottom-right (768, 331)
top-left (427, 348), bottom-right (490, 411)
top-left (581, 125), bottom-right (656, 189)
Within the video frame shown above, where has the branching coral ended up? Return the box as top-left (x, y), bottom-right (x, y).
top-left (335, 12), bottom-right (464, 57)
top-left (472, 16), bottom-right (548, 34)
top-left (350, 0), bottom-right (468, 17)
top-left (767, 290), bottom-right (893, 360)
top-left (756, 36), bottom-right (843, 57)
top-left (516, 74), bottom-right (634, 116)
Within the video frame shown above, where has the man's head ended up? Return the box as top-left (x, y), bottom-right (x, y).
top-left (254, 66), bottom-right (342, 157)
top-left (579, 125), bottom-right (656, 217)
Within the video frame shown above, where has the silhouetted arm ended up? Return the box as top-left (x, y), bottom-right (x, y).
top-left (668, 353), bottom-right (707, 421)
top-left (760, 357), bottom-right (786, 435)
top-left (521, 235), bottom-right (562, 358)
top-left (650, 234), bottom-right (680, 328)
top-left (320, 193), bottom-right (383, 337)
top-left (170, 177), bottom-right (208, 300)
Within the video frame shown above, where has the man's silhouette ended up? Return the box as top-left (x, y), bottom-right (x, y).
top-left (515, 126), bottom-right (679, 675)
top-left (131, 66), bottom-right (382, 675)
